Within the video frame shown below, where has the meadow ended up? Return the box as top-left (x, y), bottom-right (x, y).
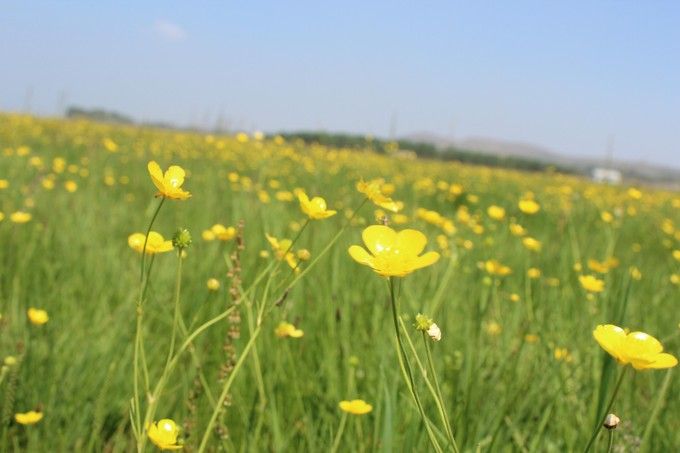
top-left (0, 113), bottom-right (678, 452)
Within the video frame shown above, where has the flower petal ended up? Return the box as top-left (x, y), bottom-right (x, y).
top-left (362, 225), bottom-right (396, 255)
top-left (147, 161), bottom-right (166, 192)
top-left (646, 353), bottom-right (678, 369)
top-left (348, 245), bottom-right (373, 266)
top-left (164, 166), bottom-right (186, 189)
top-left (395, 229), bottom-right (427, 257)
top-left (593, 325), bottom-right (626, 361)
top-left (411, 251), bottom-right (440, 271)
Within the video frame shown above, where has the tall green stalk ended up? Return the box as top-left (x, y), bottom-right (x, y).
top-left (388, 277), bottom-right (442, 452)
top-left (584, 367), bottom-right (628, 453)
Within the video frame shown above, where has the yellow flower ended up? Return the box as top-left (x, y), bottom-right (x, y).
top-left (147, 161), bottom-right (191, 200)
top-left (509, 223), bottom-right (526, 236)
top-left (102, 138), bottom-right (118, 152)
top-left (522, 237), bottom-right (542, 251)
top-left (128, 232), bottom-right (174, 255)
top-left (579, 274), bottom-right (605, 293)
top-left (356, 179), bottom-right (400, 212)
top-left (206, 278), bottom-right (220, 291)
top-left (65, 180), bottom-right (78, 193)
top-left (518, 199), bottom-right (540, 214)
top-left (485, 321), bottom-right (502, 336)
top-left (266, 234), bottom-right (298, 269)
top-left (298, 192), bottom-right (336, 219)
top-left (15, 410), bottom-right (43, 425)
top-left (673, 250), bottom-right (680, 261)
top-left (348, 225), bottom-right (439, 277)
top-left (487, 205), bottom-right (506, 221)
top-left (527, 268), bottom-right (541, 279)
top-left (484, 259), bottom-right (511, 276)
top-left (339, 399), bottom-right (373, 415)
top-left (10, 211), bottom-right (32, 223)
top-left (147, 419), bottom-right (182, 450)
top-left (275, 321), bottom-right (304, 338)
top-left (0, 179), bottom-right (9, 189)
top-left (627, 187), bottom-right (642, 200)
top-left (524, 333), bottom-right (539, 343)
top-left (554, 347), bottom-right (573, 362)
top-left (27, 308), bottom-right (48, 325)
top-left (210, 224), bottom-right (236, 241)
top-left (296, 249), bottom-right (311, 261)
top-left (601, 211), bottom-right (614, 223)
top-left (593, 324), bottom-right (678, 370)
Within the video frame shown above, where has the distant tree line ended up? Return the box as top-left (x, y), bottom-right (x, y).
top-left (276, 132), bottom-right (571, 174)
top-left (66, 106), bottom-right (134, 124)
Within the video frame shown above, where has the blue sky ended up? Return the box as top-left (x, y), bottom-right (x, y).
top-left (2, 1), bottom-right (679, 167)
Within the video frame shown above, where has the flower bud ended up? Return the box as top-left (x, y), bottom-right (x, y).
top-left (427, 323), bottom-right (442, 341)
top-left (415, 313), bottom-right (433, 331)
top-left (603, 413), bottom-right (620, 430)
top-left (173, 228), bottom-right (192, 249)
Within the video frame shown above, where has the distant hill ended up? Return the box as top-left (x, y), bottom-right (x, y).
top-left (404, 133), bottom-right (680, 186)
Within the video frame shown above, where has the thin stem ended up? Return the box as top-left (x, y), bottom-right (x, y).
top-left (165, 251), bottom-right (184, 367)
top-left (388, 277), bottom-right (442, 453)
top-left (139, 197), bottom-right (165, 283)
top-left (279, 198), bottom-right (367, 294)
top-left (584, 367), bottom-right (628, 453)
top-left (330, 412), bottom-right (348, 453)
top-left (131, 197), bottom-right (165, 445)
top-left (138, 305), bottom-right (237, 452)
top-left (423, 333), bottom-right (459, 453)
top-left (607, 429), bottom-right (614, 453)
top-left (197, 326), bottom-right (262, 453)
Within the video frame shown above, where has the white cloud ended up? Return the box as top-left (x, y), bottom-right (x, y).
top-left (153, 19), bottom-right (187, 42)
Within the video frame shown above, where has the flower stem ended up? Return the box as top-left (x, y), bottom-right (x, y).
top-left (388, 277), bottom-right (442, 453)
top-left (139, 197), bottom-right (165, 283)
top-left (423, 333), bottom-right (459, 453)
top-left (607, 429), bottom-right (614, 453)
top-left (330, 412), bottom-right (349, 453)
top-left (197, 325), bottom-right (262, 453)
top-left (132, 197), bottom-right (165, 444)
top-left (584, 367), bottom-right (628, 453)
top-left (165, 250), bottom-right (183, 367)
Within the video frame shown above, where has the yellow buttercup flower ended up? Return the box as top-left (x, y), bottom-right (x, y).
top-left (265, 234), bottom-right (298, 269)
top-left (128, 232), bottom-right (174, 255)
top-left (527, 267), bottom-right (541, 279)
top-left (10, 211), bottom-right (32, 223)
top-left (298, 192), bottom-right (337, 219)
top-left (484, 259), bottom-right (511, 276)
top-left (579, 274), bottom-right (605, 293)
top-left (593, 324), bottom-right (677, 370)
top-left (210, 224), bottom-right (236, 241)
top-left (348, 225), bottom-right (439, 277)
top-left (275, 321), bottom-right (304, 338)
top-left (339, 399), bottom-right (373, 415)
top-left (356, 179), bottom-right (400, 212)
top-left (147, 161), bottom-right (191, 200)
top-left (147, 419), bottom-right (182, 450)
top-left (15, 410), bottom-right (43, 425)
top-left (509, 223), bottom-right (526, 236)
top-left (206, 278), bottom-right (220, 291)
top-left (27, 308), bottom-right (49, 325)
top-left (522, 237), bottom-right (542, 251)
top-left (487, 205), bottom-right (506, 221)
top-left (518, 199), bottom-right (540, 214)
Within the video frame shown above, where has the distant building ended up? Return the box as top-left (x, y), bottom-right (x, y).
top-left (592, 167), bottom-right (622, 184)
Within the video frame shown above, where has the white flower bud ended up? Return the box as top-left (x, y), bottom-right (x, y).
top-left (427, 323), bottom-right (442, 341)
top-left (603, 413), bottom-right (620, 430)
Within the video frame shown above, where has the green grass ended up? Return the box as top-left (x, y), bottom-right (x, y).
top-left (0, 113), bottom-right (678, 452)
